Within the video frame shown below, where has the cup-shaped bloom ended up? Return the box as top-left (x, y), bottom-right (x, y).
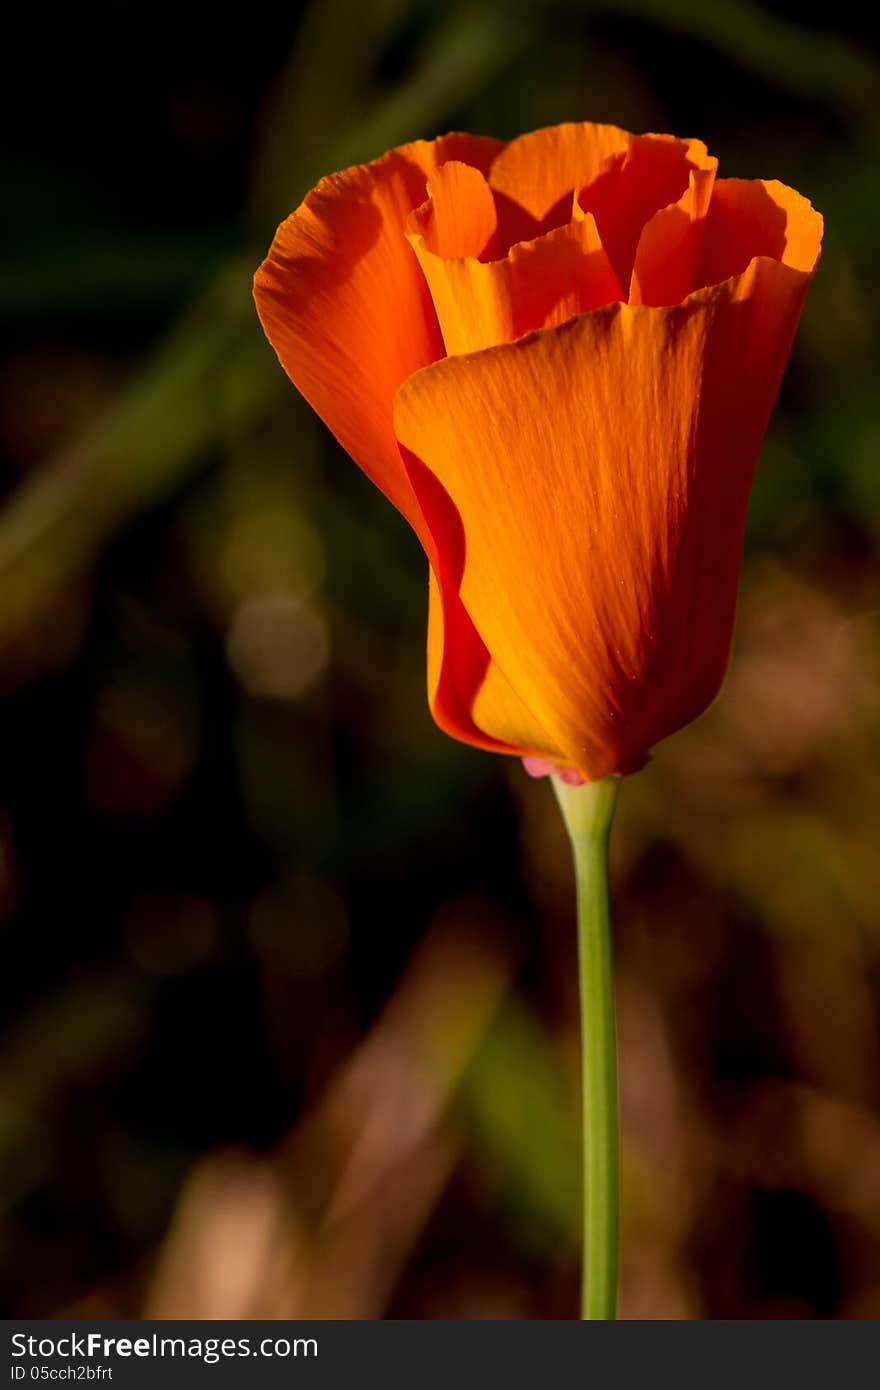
top-left (254, 123), bottom-right (822, 781)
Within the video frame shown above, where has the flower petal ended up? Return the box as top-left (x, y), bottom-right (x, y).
top-left (411, 448), bottom-right (561, 755)
top-left (394, 253), bottom-right (820, 781)
top-left (254, 132), bottom-right (539, 761)
top-left (409, 160), bottom-right (498, 260)
top-left (577, 134), bottom-right (717, 293)
top-left (488, 121), bottom-right (630, 223)
top-left (696, 178), bottom-right (823, 289)
top-left (426, 570), bottom-right (559, 756)
top-left (630, 161), bottom-right (717, 305)
top-left (408, 213), bottom-right (622, 356)
top-left (253, 133), bottom-right (502, 534)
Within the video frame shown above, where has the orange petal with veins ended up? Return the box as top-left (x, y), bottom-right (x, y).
top-left (630, 162), bottom-right (717, 306)
top-left (488, 121), bottom-right (630, 224)
top-left (695, 177), bottom-right (822, 289)
top-left (577, 134), bottom-right (717, 293)
top-left (408, 212), bottom-right (623, 355)
top-left (394, 231), bottom-right (821, 780)
top-left (253, 133), bottom-right (502, 535)
top-left (408, 160), bottom-right (499, 261)
top-left (254, 133), bottom-right (542, 756)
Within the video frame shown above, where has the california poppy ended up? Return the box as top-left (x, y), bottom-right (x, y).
top-left (254, 123), bottom-right (822, 782)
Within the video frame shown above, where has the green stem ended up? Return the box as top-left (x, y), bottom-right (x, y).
top-left (552, 774), bottom-right (621, 1321)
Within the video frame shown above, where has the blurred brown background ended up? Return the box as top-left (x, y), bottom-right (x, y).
top-left (2, 0), bottom-right (879, 1320)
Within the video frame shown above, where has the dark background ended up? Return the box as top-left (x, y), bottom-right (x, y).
top-left (2, 0), bottom-right (879, 1319)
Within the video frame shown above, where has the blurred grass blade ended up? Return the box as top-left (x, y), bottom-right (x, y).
top-left (0, 261), bottom-right (272, 650)
top-left (459, 1002), bottom-right (581, 1252)
top-left (0, 229), bottom-right (232, 318)
top-left (322, 4), bottom-right (531, 171)
top-left (247, 0), bottom-right (416, 233)
top-left (601, 0), bottom-right (880, 138)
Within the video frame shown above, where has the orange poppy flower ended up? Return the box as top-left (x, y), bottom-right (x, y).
top-left (254, 123), bottom-right (822, 782)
